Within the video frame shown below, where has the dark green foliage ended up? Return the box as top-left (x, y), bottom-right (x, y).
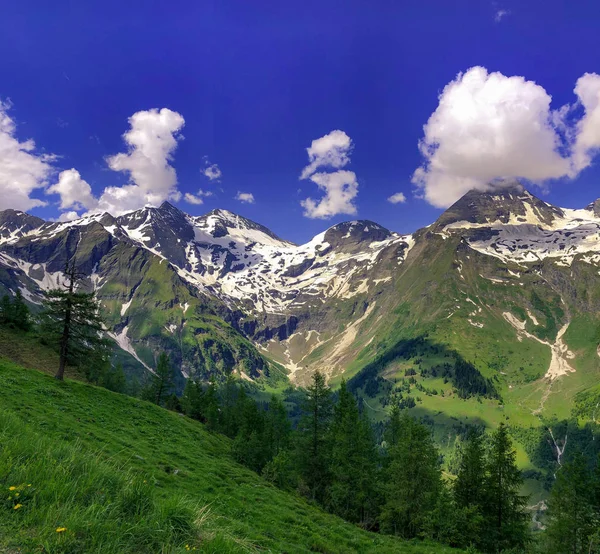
top-left (454, 427), bottom-right (486, 511)
top-left (264, 395), bottom-right (291, 459)
top-left (452, 428), bottom-right (486, 548)
top-left (481, 423), bottom-right (530, 552)
top-left (327, 381), bottom-right (379, 527)
top-left (380, 407), bottom-right (442, 538)
top-left (0, 290), bottom-right (31, 331)
top-left (297, 370), bottom-right (333, 503)
top-left (100, 362), bottom-right (127, 393)
top-left (545, 451), bottom-right (600, 554)
top-left (144, 352), bottom-right (175, 405)
top-left (349, 336), bottom-right (498, 400)
top-left (181, 379), bottom-right (205, 420)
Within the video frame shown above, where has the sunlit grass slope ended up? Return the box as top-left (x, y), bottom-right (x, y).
top-left (0, 358), bottom-right (457, 554)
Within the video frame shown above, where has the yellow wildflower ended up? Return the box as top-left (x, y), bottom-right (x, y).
top-left (56, 527), bottom-right (67, 533)
top-left (13, 504), bottom-right (22, 510)
top-left (15, 493), bottom-right (19, 497)
top-left (8, 486), bottom-right (16, 491)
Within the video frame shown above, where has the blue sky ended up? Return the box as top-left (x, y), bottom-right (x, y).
top-left (1, 0), bottom-right (600, 243)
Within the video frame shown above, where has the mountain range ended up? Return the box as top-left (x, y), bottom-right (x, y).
top-left (1, 181), bottom-right (599, 442)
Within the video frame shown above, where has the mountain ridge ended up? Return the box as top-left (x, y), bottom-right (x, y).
top-left (1, 184), bottom-right (599, 398)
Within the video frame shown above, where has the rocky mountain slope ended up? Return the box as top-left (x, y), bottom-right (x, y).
top-left (1, 182), bottom-right (599, 428)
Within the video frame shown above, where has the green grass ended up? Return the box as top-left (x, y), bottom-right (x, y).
top-left (0, 358), bottom-right (457, 554)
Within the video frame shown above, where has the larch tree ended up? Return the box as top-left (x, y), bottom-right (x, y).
top-left (40, 259), bottom-right (109, 381)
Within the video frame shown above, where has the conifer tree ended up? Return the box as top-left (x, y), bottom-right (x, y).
top-left (181, 379), bottom-right (205, 420)
top-left (221, 374), bottom-right (241, 438)
top-left (454, 427), bottom-right (486, 509)
top-left (232, 386), bottom-right (268, 472)
top-left (545, 450), bottom-right (598, 554)
top-left (204, 378), bottom-right (220, 431)
top-left (482, 422), bottom-right (530, 552)
top-left (327, 380), bottom-right (378, 526)
top-left (451, 427), bottom-right (486, 549)
top-left (381, 408), bottom-right (442, 538)
top-left (148, 352), bottom-right (174, 405)
top-left (298, 370), bottom-right (333, 502)
top-left (264, 394), bottom-right (291, 459)
top-left (98, 361), bottom-right (127, 393)
top-left (40, 260), bottom-right (110, 380)
top-left (0, 290), bottom-right (31, 331)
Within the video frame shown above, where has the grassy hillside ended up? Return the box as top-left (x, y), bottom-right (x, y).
top-left (0, 358), bottom-right (457, 554)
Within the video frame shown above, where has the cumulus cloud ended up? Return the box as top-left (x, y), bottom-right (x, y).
top-left (300, 130), bottom-right (353, 180)
top-left (299, 130), bottom-right (358, 219)
top-left (387, 192), bottom-right (407, 204)
top-left (47, 169), bottom-right (98, 213)
top-left (412, 66), bottom-right (574, 207)
top-left (202, 160), bottom-right (222, 181)
top-left (57, 211), bottom-right (80, 222)
top-left (571, 73), bottom-right (600, 173)
top-left (235, 191), bottom-right (255, 204)
top-left (184, 189), bottom-right (213, 205)
top-left (94, 108), bottom-right (185, 215)
top-left (301, 171), bottom-right (358, 219)
top-left (0, 100), bottom-right (54, 211)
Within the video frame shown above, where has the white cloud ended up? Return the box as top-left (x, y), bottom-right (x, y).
top-left (202, 161), bottom-right (222, 181)
top-left (494, 9), bottom-right (510, 22)
top-left (57, 210), bottom-right (80, 222)
top-left (412, 66), bottom-right (573, 207)
top-left (47, 168), bottom-right (98, 212)
top-left (301, 170), bottom-right (358, 219)
top-left (387, 192), bottom-right (407, 204)
top-left (299, 130), bottom-right (358, 218)
top-left (300, 130), bottom-right (352, 180)
top-left (571, 73), bottom-right (600, 173)
top-left (95, 108), bottom-right (185, 215)
top-left (235, 191), bottom-right (255, 204)
top-left (184, 189), bottom-right (213, 205)
top-left (0, 100), bottom-right (54, 211)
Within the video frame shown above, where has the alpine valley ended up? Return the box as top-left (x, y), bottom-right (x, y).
top-left (2, 181), bottom-right (600, 485)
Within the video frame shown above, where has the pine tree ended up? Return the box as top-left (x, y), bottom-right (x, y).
top-left (545, 450), bottom-right (597, 554)
top-left (101, 362), bottom-right (127, 393)
top-left (204, 378), bottom-right (220, 431)
top-left (381, 408), bottom-right (442, 538)
top-left (327, 380), bottom-right (378, 527)
top-left (232, 386), bottom-right (268, 472)
top-left (40, 260), bottom-right (110, 380)
top-left (298, 370), bottom-right (333, 502)
top-left (0, 291), bottom-right (31, 331)
top-left (149, 352), bottom-right (174, 405)
top-left (482, 422), bottom-right (530, 552)
top-left (264, 394), bottom-right (291, 459)
top-left (12, 289), bottom-right (31, 331)
top-left (454, 427), bottom-right (486, 509)
top-left (221, 374), bottom-right (241, 438)
top-left (452, 427), bottom-right (486, 549)
top-left (181, 379), bottom-right (205, 421)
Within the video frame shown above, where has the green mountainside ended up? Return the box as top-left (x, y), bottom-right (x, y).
top-left (2, 183), bottom-right (600, 499)
top-left (0, 357), bottom-right (454, 554)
